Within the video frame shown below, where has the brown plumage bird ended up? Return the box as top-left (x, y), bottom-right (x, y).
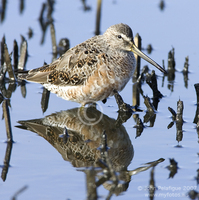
top-left (19, 23), bottom-right (166, 106)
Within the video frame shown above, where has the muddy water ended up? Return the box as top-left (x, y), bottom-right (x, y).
top-left (0, 1), bottom-right (199, 199)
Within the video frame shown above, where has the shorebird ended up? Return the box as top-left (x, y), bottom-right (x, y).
top-left (19, 23), bottom-right (166, 106)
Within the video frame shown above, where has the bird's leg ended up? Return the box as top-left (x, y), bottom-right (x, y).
top-left (78, 102), bottom-right (96, 117)
top-left (113, 90), bottom-right (133, 112)
top-left (113, 90), bottom-right (133, 126)
top-left (78, 104), bottom-right (86, 115)
top-left (87, 102), bottom-right (97, 108)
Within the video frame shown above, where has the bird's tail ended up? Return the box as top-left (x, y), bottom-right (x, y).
top-left (17, 70), bottom-right (29, 80)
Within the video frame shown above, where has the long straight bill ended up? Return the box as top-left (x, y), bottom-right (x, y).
top-left (131, 43), bottom-right (167, 74)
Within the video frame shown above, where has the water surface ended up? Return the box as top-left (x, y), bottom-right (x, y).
top-left (0, 1), bottom-right (199, 199)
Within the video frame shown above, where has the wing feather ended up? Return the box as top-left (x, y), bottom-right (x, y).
top-left (18, 35), bottom-right (105, 86)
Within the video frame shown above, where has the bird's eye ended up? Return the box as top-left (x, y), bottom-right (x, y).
top-left (117, 35), bottom-right (122, 39)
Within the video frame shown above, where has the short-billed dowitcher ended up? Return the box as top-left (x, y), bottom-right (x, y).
top-left (19, 23), bottom-right (166, 106)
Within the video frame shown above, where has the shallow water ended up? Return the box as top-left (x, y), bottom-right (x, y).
top-left (0, 1), bottom-right (199, 199)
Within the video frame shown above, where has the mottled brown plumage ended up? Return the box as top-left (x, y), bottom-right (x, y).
top-left (19, 23), bottom-right (166, 105)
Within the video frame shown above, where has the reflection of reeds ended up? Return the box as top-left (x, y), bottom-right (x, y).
top-left (148, 167), bottom-right (156, 200)
top-left (41, 87), bottom-right (50, 113)
top-left (167, 48), bottom-right (175, 92)
top-left (1, 99), bottom-right (13, 182)
top-left (85, 167), bottom-right (97, 200)
top-left (167, 99), bottom-right (184, 143)
top-left (0, 33), bottom-right (31, 182)
top-left (1, 140), bottom-right (13, 182)
top-left (133, 114), bottom-right (144, 138)
top-left (176, 99), bottom-right (184, 143)
top-left (183, 56), bottom-right (189, 88)
top-left (11, 185), bottom-right (28, 200)
top-left (166, 158), bottom-right (178, 178)
top-left (16, 107), bottom-right (165, 198)
top-left (194, 84), bottom-right (199, 138)
top-left (2, 99), bottom-right (13, 142)
top-left (27, 27), bottom-right (33, 39)
top-left (194, 83), bottom-right (199, 107)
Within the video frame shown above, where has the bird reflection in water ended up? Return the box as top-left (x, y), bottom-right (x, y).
top-left (17, 107), bottom-right (164, 197)
top-left (17, 107), bottom-right (134, 170)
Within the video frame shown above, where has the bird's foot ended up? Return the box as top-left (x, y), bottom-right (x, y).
top-left (113, 90), bottom-right (133, 113)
